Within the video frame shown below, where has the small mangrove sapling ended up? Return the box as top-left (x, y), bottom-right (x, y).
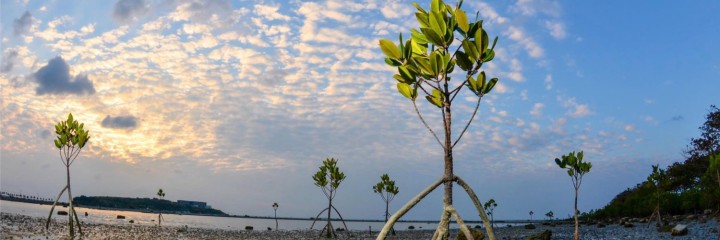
top-left (377, 0), bottom-right (502, 239)
top-left (529, 211), bottom-right (533, 221)
top-left (310, 158), bottom-right (348, 238)
top-left (554, 151), bottom-right (592, 240)
top-left (45, 113), bottom-right (90, 237)
top-left (545, 211), bottom-right (554, 221)
top-left (373, 174), bottom-right (399, 235)
top-left (647, 164), bottom-right (667, 227)
top-left (272, 202), bottom-right (279, 230)
top-left (157, 188), bottom-right (166, 226)
top-left (483, 198), bottom-right (497, 228)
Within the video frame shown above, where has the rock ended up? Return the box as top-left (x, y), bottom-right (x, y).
top-left (267, 227), bottom-right (272, 231)
top-left (456, 228), bottom-right (484, 240)
top-left (129, 220), bottom-right (134, 223)
top-left (527, 230), bottom-right (552, 240)
top-left (671, 224), bottom-right (688, 236)
top-left (686, 214), bottom-right (697, 220)
top-left (408, 225), bottom-right (415, 230)
top-left (657, 225), bottom-right (673, 233)
top-left (335, 228), bottom-right (345, 232)
top-left (245, 226), bottom-right (253, 231)
top-left (116, 215), bottom-right (125, 219)
top-left (704, 209), bottom-right (713, 215)
top-left (474, 225), bottom-right (482, 229)
top-left (623, 222), bottom-right (634, 228)
top-left (57, 211), bottom-right (68, 216)
top-left (597, 222), bottom-right (606, 228)
top-left (84, 212), bottom-right (88, 217)
top-left (524, 224), bottom-right (536, 230)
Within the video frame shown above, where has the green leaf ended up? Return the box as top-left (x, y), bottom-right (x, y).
top-left (67, 113), bottom-right (73, 123)
top-left (429, 10), bottom-right (446, 42)
top-left (398, 66), bottom-right (414, 83)
top-left (477, 71), bottom-right (487, 92)
top-left (455, 51), bottom-right (471, 71)
top-left (430, 0), bottom-right (442, 13)
top-left (411, 29), bottom-right (428, 45)
top-left (481, 49), bottom-right (495, 62)
top-left (397, 83), bottom-right (413, 99)
top-left (384, 57), bottom-right (401, 67)
top-left (483, 78), bottom-right (498, 94)
top-left (412, 2), bottom-right (427, 13)
top-left (456, 9), bottom-right (469, 33)
top-left (54, 139), bottom-right (62, 148)
top-left (413, 56), bottom-right (432, 75)
top-left (474, 28), bottom-right (485, 57)
top-left (415, 12), bottom-right (429, 28)
top-left (411, 39), bottom-right (427, 56)
top-left (420, 27), bottom-right (444, 47)
top-left (462, 39), bottom-right (479, 61)
top-left (467, 75), bottom-right (477, 93)
top-left (379, 39), bottom-right (401, 59)
top-left (429, 51), bottom-right (440, 76)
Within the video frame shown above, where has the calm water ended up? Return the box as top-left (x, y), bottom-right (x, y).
top-left (0, 200), bottom-right (448, 231)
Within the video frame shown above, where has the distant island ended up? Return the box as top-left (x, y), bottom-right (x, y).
top-left (72, 196), bottom-right (227, 216)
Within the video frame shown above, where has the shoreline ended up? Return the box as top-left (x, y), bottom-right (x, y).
top-left (2, 212), bottom-right (718, 239)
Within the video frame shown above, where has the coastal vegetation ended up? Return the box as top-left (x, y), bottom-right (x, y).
top-left (554, 150), bottom-right (592, 240)
top-left (588, 106), bottom-right (719, 220)
top-left (372, 173), bottom-right (399, 235)
top-left (483, 198), bottom-right (497, 228)
top-left (45, 113), bottom-right (90, 237)
top-left (72, 196), bottom-right (226, 215)
top-left (377, 0), bottom-right (501, 238)
top-left (310, 158), bottom-right (348, 238)
top-left (157, 189), bottom-right (166, 226)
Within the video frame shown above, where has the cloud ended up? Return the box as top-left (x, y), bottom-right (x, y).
top-left (544, 20), bottom-right (566, 39)
top-left (512, 0), bottom-right (561, 18)
top-left (255, 4), bottom-right (291, 21)
top-left (530, 103), bottom-right (544, 117)
top-left (381, 0), bottom-right (412, 19)
top-left (504, 26), bottom-right (543, 58)
top-left (101, 115), bottom-right (138, 129)
top-left (33, 56), bottom-right (96, 96)
top-left (544, 74), bottom-right (553, 90)
top-left (113, 0), bottom-right (150, 23)
top-left (560, 97), bottom-right (592, 118)
top-left (13, 11), bottom-right (34, 36)
top-left (2, 49), bottom-right (19, 72)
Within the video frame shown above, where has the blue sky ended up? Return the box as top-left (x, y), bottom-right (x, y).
top-left (1, 0), bottom-right (718, 221)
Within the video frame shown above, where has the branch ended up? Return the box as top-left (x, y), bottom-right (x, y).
top-left (452, 96), bottom-right (482, 148)
top-left (413, 101), bottom-right (445, 149)
top-left (455, 176), bottom-right (497, 240)
top-left (448, 206), bottom-right (475, 240)
top-left (376, 177), bottom-right (444, 239)
top-left (449, 79), bottom-right (469, 103)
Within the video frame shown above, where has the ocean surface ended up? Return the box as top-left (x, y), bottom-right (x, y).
top-left (0, 200), bottom-right (452, 231)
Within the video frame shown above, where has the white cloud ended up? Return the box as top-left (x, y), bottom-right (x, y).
top-left (624, 124), bottom-right (635, 132)
top-left (255, 4), bottom-right (291, 21)
top-left (544, 74), bottom-right (553, 90)
top-left (504, 26), bottom-right (543, 58)
top-left (530, 103), bottom-right (543, 117)
top-left (560, 97), bottom-right (592, 118)
top-left (473, 2), bottom-right (507, 24)
top-left (381, 0), bottom-right (412, 19)
top-left (544, 20), bottom-right (566, 39)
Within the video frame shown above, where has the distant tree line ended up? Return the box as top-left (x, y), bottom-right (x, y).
top-left (73, 196), bottom-right (227, 216)
top-left (588, 105), bottom-right (720, 219)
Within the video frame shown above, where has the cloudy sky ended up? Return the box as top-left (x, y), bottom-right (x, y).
top-left (1, 0), bottom-right (719, 221)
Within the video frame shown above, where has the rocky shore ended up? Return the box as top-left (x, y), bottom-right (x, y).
top-left (1, 213), bottom-right (718, 239)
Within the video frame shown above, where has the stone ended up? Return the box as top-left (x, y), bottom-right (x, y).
top-left (408, 225), bottom-right (415, 230)
top-left (597, 222), bottom-right (606, 228)
top-left (527, 230), bottom-right (552, 240)
top-left (245, 226), bottom-right (253, 231)
top-left (671, 224), bottom-right (688, 236)
top-left (657, 225), bottom-right (673, 233)
top-left (335, 228), bottom-right (345, 232)
top-left (524, 224), bottom-right (536, 230)
top-left (116, 215), bottom-right (125, 219)
top-left (686, 214), bottom-right (697, 220)
top-left (456, 228), bottom-right (484, 240)
top-left (267, 227), bottom-right (272, 231)
top-left (129, 220), bottom-right (134, 223)
top-left (623, 222), bottom-right (634, 228)
top-left (57, 211), bottom-right (68, 216)
top-left (704, 209), bottom-right (714, 215)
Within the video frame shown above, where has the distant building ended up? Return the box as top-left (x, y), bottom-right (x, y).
top-left (177, 200), bottom-right (208, 208)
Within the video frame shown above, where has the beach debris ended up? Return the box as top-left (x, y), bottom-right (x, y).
top-left (527, 230), bottom-right (552, 240)
top-left (245, 226), bottom-right (253, 231)
top-left (408, 225), bottom-right (415, 230)
top-left (57, 211), bottom-right (68, 216)
top-left (116, 215), bottom-right (125, 219)
top-left (671, 224), bottom-right (688, 236)
top-left (84, 212), bottom-right (88, 217)
top-left (457, 228), bottom-right (484, 240)
top-left (524, 224), bottom-right (536, 230)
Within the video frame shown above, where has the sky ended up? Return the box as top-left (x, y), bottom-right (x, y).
top-left (1, 0), bottom-right (719, 221)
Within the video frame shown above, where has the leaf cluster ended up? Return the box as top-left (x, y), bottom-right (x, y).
top-left (373, 174), bottom-right (399, 195)
top-left (554, 151), bottom-right (592, 179)
top-left (157, 189), bottom-right (165, 199)
top-left (378, 0), bottom-right (499, 106)
top-left (54, 113), bottom-right (90, 150)
top-left (483, 198), bottom-right (497, 211)
top-left (312, 158), bottom-right (346, 190)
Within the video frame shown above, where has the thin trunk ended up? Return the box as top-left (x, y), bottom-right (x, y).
top-left (442, 91), bottom-right (453, 238)
top-left (573, 188), bottom-right (579, 240)
top-left (274, 209), bottom-right (278, 230)
top-left (327, 195), bottom-right (333, 238)
top-left (66, 165), bottom-right (75, 237)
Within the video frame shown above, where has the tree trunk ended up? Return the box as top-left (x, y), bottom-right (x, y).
top-left (573, 188), bottom-right (579, 240)
top-left (274, 209), bottom-right (278, 230)
top-left (442, 92), bottom-right (453, 238)
top-left (66, 165), bottom-right (75, 237)
top-left (327, 195), bottom-right (333, 238)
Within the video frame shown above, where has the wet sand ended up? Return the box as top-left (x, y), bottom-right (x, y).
top-left (1, 213), bottom-right (718, 239)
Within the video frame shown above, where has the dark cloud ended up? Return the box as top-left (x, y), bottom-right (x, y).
top-left (112, 0), bottom-right (149, 23)
top-left (33, 56), bottom-right (96, 96)
top-left (2, 50), bottom-right (19, 72)
top-left (13, 11), bottom-right (33, 36)
top-left (101, 115), bottom-right (138, 129)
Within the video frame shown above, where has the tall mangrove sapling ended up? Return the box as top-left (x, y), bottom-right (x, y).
top-left (554, 151), bottom-right (592, 240)
top-left (377, 0), bottom-right (502, 239)
top-left (310, 158), bottom-right (348, 238)
top-left (483, 198), bottom-right (497, 228)
top-left (157, 188), bottom-right (166, 226)
top-left (45, 113), bottom-right (90, 237)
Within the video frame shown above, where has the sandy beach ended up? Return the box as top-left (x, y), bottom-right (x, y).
top-left (2, 213), bottom-right (718, 239)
